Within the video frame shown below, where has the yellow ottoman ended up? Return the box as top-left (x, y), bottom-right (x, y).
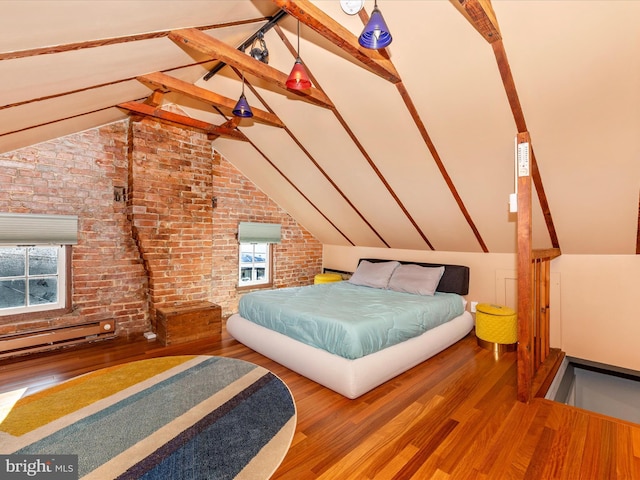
top-left (475, 303), bottom-right (517, 353)
top-left (314, 273), bottom-right (342, 284)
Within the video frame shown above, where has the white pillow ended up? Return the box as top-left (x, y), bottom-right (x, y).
top-left (348, 260), bottom-right (400, 289)
top-left (387, 264), bottom-right (445, 296)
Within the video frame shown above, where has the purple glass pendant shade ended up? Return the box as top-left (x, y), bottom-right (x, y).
top-left (358, 2), bottom-right (392, 49)
top-left (232, 93), bottom-right (253, 118)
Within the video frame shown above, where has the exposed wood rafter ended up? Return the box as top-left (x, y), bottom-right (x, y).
top-left (449, 0), bottom-right (501, 43)
top-left (168, 28), bottom-right (334, 109)
top-left (491, 40), bottom-right (560, 250)
top-left (637, 191), bottom-right (640, 254)
top-left (137, 72), bottom-right (284, 128)
top-left (491, 40), bottom-right (526, 130)
top-left (270, 0), bottom-right (401, 84)
top-left (143, 90), bottom-right (165, 107)
top-left (245, 136), bottom-right (357, 247)
top-left (273, 23), bottom-right (430, 249)
top-left (396, 82), bottom-right (488, 252)
top-left (317, 10), bottom-right (486, 251)
top-left (242, 71), bottom-right (389, 247)
top-left (117, 102), bottom-right (248, 141)
top-left (0, 19), bottom-right (269, 62)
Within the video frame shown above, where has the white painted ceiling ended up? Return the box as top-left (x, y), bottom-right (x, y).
top-left (1, 1), bottom-right (638, 255)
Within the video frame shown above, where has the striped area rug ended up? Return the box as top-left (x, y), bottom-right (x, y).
top-left (0, 355), bottom-right (296, 479)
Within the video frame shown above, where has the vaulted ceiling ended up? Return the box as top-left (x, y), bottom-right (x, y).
top-left (2, 1), bottom-right (639, 255)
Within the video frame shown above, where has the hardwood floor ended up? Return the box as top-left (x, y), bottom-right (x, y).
top-left (1, 324), bottom-right (639, 479)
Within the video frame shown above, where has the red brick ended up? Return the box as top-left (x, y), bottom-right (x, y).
top-left (0, 116), bottom-right (322, 344)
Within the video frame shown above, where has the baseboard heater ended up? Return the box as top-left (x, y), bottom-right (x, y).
top-left (0, 320), bottom-right (116, 359)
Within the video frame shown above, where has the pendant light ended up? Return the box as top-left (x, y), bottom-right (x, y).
top-left (286, 21), bottom-right (312, 90)
top-left (232, 73), bottom-right (253, 118)
top-left (358, 0), bottom-right (392, 49)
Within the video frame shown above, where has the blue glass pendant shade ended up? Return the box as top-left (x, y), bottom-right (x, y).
top-left (232, 93), bottom-right (253, 118)
top-left (358, 5), bottom-right (392, 49)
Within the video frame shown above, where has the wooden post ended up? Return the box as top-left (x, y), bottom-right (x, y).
top-left (516, 132), bottom-right (533, 403)
top-left (533, 259), bottom-right (541, 367)
top-left (540, 259), bottom-right (551, 362)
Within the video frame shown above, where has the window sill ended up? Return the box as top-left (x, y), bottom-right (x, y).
top-left (237, 282), bottom-right (273, 292)
top-left (0, 306), bottom-right (73, 323)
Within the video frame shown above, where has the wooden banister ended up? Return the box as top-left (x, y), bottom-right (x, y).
top-left (531, 248), bottom-right (561, 261)
top-left (517, 134), bottom-right (561, 402)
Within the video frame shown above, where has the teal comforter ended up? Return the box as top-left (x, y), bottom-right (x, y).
top-left (238, 282), bottom-right (465, 359)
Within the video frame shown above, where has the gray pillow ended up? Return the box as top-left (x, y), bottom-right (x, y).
top-left (348, 260), bottom-right (400, 289)
top-left (387, 264), bottom-right (445, 296)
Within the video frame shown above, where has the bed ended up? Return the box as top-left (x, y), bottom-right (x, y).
top-left (227, 259), bottom-right (473, 399)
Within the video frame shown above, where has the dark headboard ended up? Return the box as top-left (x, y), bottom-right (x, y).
top-left (359, 258), bottom-right (470, 296)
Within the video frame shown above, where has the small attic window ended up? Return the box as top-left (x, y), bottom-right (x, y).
top-left (237, 222), bottom-right (281, 289)
top-left (0, 213), bottom-right (77, 318)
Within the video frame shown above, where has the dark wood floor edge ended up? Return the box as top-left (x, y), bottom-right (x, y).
top-left (533, 348), bottom-right (565, 398)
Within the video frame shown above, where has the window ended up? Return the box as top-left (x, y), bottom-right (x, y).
top-left (0, 245), bottom-right (68, 316)
top-left (237, 222), bottom-right (280, 289)
top-left (238, 243), bottom-right (271, 287)
top-left (0, 213), bottom-right (77, 318)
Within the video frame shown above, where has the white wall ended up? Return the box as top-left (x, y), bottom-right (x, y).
top-left (322, 244), bottom-right (516, 308)
top-left (552, 255), bottom-right (640, 371)
top-left (322, 246), bottom-right (640, 372)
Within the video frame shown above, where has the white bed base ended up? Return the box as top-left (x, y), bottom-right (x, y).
top-left (226, 311), bottom-right (474, 399)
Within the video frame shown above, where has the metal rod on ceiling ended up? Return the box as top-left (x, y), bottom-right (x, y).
top-left (203, 9), bottom-right (288, 81)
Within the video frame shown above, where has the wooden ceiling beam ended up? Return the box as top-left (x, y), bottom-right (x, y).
top-left (0, 19), bottom-right (269, 62)
top-left (637, 191), bottom-right (640, 254)
top-left (143, 90), bottom-right (165, 107)
top-left (492, 39), bottom-right (560, 249)
top-left (451, 0), bottom-right (559, 250)
top-left (492, 40), bottom-right (526, 132)
top-left (209, 117), bottom-right (243, 141)
top-left (270, 0), bottom-right (401, 84)
top-left (137, 72), bottom-right (284, 128)
top-left (449, 0), bottom-right (501, 43)
top-left (396, 82), bottom-right (487, 252)
top-left (117, 102), bottom-right (248, 141)
top-left (168, 28), bottom-right (334, 109)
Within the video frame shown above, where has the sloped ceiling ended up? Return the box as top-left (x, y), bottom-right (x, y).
top-left (1, 1), bottom-right (638, 255)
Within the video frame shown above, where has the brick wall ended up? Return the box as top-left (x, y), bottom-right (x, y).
top-left (129, 119), bottom-right (214, 323)
top-left (212, 151), bottom-right (323, 315)
top-left (0, 116), bottom-right (323, 339)
top-left (0, 122), bottom-right (148, 336)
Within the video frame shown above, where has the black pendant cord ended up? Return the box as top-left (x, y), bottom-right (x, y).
top-left (296, 19), bottom-right (300, 57)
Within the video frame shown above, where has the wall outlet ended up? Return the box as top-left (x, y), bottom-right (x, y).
top-left (470, 301), bottom-right (478, 313)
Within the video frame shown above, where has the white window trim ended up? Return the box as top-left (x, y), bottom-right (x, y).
top-left (238, 242), bottom-right (272, 288)
top-left (0, 245), bottom-right (68, 316)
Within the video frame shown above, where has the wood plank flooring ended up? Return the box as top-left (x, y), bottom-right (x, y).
top-left (1, 324), bottom-right (638, 479)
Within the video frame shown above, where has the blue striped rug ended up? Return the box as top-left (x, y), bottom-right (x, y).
top-left (0, 356), bottom-right (296, 479)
